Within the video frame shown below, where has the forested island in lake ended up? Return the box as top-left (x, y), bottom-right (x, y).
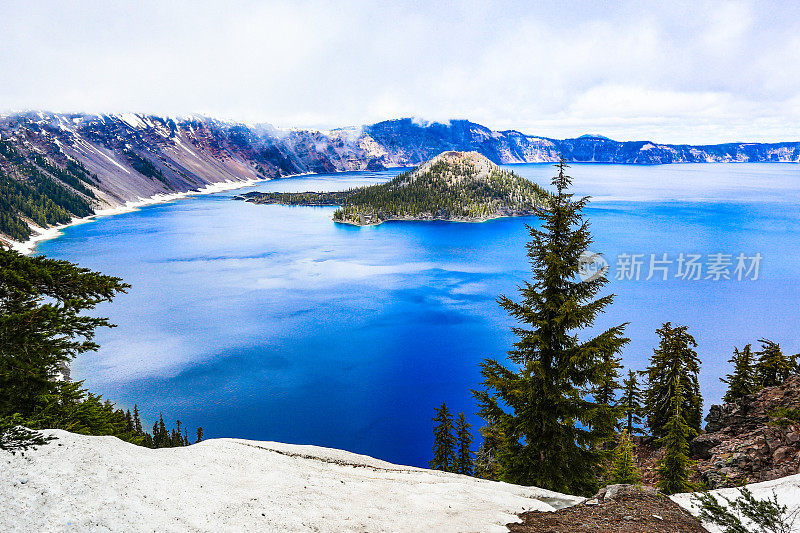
top-left (235, 151), bottom-right (549, 225)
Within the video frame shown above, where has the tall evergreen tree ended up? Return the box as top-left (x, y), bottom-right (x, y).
top-left (196, 427), bottom-right (204, 443)
top-left (754, 339), bottom-right (793, 388)
top-left (0, 246), bottom-right (202, 451)
top-left (175, 420), bottom-right (182, 446)
top-left (644, 323), bottom-right (703, 438)
top-left (608, 429), bottom-right (640, 485)
top-left (430, 402), bottom-right (456, 472)
top-left (619, 370), bottom-right (644, 435)
top-left (721, 344), bottom-right (757, 403)
top-left (0, 249), bottom-right (128, 419)
top-left (656, 377), bottom-right (697, 494)
top-left (133, 404), bottom-right (143, 434)
top-left (474, 159), bottom-right (629, 496)
top-left (157, 414), bottom-right (168, 448)
top-left (125, 409), bottom-right (133, 432)
top-left (455, 412), bottom-right (474, 476)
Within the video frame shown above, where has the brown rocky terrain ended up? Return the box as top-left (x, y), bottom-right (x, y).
top-left (691, 375), bottom-right (800, 488)
top-left (508, 484), bottom-right (708, 533)
top-left (629, 376), bottom-right (800, 490)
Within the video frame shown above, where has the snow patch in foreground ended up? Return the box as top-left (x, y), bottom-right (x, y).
top-left (673, 474), bottom-right (800, 533)
top-left (0, 430), bottom-right (583, 533)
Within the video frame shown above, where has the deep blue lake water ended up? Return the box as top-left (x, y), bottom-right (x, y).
top-left (36, 163), bottom-right (800, 467)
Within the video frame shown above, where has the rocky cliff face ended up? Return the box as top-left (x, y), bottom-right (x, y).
top-left (0, 112), bottom-right (379, 207)
top-left (0, 112), bottom-right (384, 245)
top-left (690, 376), bottom-right (800, 488)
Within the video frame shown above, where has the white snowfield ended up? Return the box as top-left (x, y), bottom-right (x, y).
top-left (0, 430), bottom-right (583, 533)
top-left (673, 474), bottom-right (800, 533)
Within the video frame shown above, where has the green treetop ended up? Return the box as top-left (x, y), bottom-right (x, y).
top-left (589, 350), bottom-right (623, 445)
top-left (455, 412), bottom-right (474, 476)
top-left (754, 339), bottom-right (794, 388)
top-left (656, 377), bottom-right (698, 495)
top-left (721, 344), bottom-right (758, 403)
top-left (619, 370), bottom-right (644, 435)
top-left (644, 322), bottom-right (703, 438)
top-left (609, 429), bottom-right (641, 485)
top-left (430, 402), bottom-right (457, 472)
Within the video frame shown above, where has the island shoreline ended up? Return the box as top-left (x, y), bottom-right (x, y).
top-left (332, 211), bottom-right (540, 226)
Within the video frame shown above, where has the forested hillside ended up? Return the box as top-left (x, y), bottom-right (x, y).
top-left (0, 140), bottom-right (95, 241)
top-left (332, 151), bottom-right (549, 224)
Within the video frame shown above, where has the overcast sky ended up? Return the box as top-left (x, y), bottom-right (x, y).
top-left (1, 0), bottom-right (798, 143)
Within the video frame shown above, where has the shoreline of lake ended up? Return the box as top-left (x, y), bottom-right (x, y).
top-left (12, 177), bottom-right (268, 255)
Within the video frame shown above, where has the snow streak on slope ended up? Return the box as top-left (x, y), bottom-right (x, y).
top-left (0, 430), bottom-right (583, 533)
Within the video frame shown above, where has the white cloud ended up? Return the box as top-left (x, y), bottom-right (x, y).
top-left (254, 258), bottom-right (436, 289)
top-left (1, 0), bottom-right (799, 143)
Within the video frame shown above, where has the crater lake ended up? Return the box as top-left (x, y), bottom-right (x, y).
top-left (36, 163), bottom-right (800, 467)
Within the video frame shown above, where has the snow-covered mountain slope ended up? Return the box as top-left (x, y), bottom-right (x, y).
top-left (673, 473), bottom-right (800, 532)
top-left (2, 112), bottom-right (799, 249)
top-left (0, 430), bottom-right (583, 533)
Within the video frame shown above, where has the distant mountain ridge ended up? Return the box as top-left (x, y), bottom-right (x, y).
top-left (362, 118), bottom-right (800, 165)
top-left (0, 111), bottom-right (798, 246)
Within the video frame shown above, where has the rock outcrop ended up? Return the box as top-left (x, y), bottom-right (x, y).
top-left (509, 484), bottom-right (708, 533)
top-left (691, 375), bottom-right (800, 488)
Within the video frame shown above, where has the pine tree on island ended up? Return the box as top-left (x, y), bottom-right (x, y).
top-left (196, 427), bottom-right (204, 443)
top-left (609, 429), bottom-right (641, 485)
top-left (721, 344), bottom-right (758, 403)
top-left (754, 339), bottom-right (794, 388)
top-left (430, 402), bottom-right (457, 472)
top-left (644, 322), bottom-right (703, 438)
top-left (474, 158), bottom-right (629, 496)
top-left (656, 377), bottom-right (698, 494)
top-left (455, 412), bottom-right (474, 476)
top-left (619, 370), bottom-right (644, 435)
